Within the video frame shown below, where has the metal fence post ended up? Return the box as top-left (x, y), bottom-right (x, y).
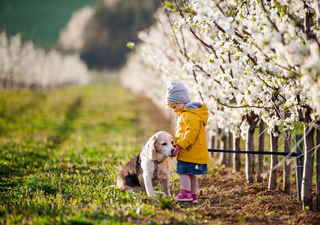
top-left (295, 134), bottom-right (304, 201)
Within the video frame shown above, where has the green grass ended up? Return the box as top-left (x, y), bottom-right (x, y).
top-left (0, 0), bottom-right (99, 49)
top-left (0, 84), bottom-right (314, 224)
top-left (0, 85), bottom-right (180, 224)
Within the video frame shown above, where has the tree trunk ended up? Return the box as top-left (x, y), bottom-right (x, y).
top-left (214, 134), bottom-right (220, 158)
top-left (4, 77), bottom-right (7, 89)
top-left (283, 111), bottom-right (292, 193)
top-left (245, 112), bottom-right (257, 183)
top-left (295, 134), bottom-right (304, 201)
top-left (283, 128), bottom-right (291, 193)
top-left (233, 136), bottom-right (241, 173)
top-left (268, 126), bottom-right (279, 190)
top-left (228, 132), bottom-right (233, 166)
top-left (210, 135), bottom-right (215, 158)
top-left (252, 148), bottom-right (256, 176)
top-left (302, 108), bottom-right (315, 210)
top-left (9, 76), bottom-right (13, 90)
top-left (246, 123), bottom-right (255, 183)
top-left (219, 134), bottom-right (227, 166)
top-left (316, 122), bottom-right (320, 211)
top-left (257, 119), bottom-right (265, 183)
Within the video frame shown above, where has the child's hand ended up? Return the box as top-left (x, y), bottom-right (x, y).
top-left (173, 144), bottom-right (181, 156)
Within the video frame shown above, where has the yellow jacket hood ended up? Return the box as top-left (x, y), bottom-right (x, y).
top-left (179, 102), bottom-right (208, 126)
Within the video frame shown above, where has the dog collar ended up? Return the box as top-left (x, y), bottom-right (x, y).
top-left (139, 150), bottom-right (166, 163)
top-left (139, 151), bottom-right (161, 180)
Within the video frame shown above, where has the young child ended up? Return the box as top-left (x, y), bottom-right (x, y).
top-left (165, 81), bottom-right (210, 203)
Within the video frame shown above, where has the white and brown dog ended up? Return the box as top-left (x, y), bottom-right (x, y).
top-left (116, 131), bottom-right (175, 196)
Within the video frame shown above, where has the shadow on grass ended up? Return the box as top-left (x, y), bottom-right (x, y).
top-left (0, 96), bottom-right (83, 193)
top-left (47, 96), bottom-right (83, 147)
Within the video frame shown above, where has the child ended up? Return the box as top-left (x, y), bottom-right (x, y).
top-left (165, 81), bottom-right (210, 203)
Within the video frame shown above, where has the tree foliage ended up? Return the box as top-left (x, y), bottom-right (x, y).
top-left (0, 32), bottom-right (90, 89)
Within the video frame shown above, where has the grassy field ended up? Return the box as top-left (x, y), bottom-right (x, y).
top-left (0, 0), bottom-right (99, 49)
top-left (0, 85), bottom-right (180, 224)
top-left (1, 85), bottom-right (319, 224)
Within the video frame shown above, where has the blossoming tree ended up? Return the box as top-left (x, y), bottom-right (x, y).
top-left (0, 32), bottom-right (90, 89)
top-left (121, 0), bottom-right (320, 210)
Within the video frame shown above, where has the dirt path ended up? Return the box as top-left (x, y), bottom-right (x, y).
top-left (169, 166), bottom-right (320, 224)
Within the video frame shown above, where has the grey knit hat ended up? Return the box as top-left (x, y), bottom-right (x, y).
top-left (165, 82), bottom-right (191, 104)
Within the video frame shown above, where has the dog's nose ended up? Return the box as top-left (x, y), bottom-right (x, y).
top-left (171, 149), bottom-right (174, 156)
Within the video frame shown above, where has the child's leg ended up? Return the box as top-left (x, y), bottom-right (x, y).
top-left (190, 174), bottom-right (198, 203)
top-left (179, 174), bottom-right (191, 191)
top-left (175, 174), bottom-right (193, 201)
top-left (190, 174), bottom-right (198, 194)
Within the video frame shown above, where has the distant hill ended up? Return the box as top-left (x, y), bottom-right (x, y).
top-left (0, 0), bottom-right (99, 49)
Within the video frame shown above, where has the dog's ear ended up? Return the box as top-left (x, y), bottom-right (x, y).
top-left (170, 134), bottom-right (175, 143)
top-left (145, 135), bottom-right (156, 160)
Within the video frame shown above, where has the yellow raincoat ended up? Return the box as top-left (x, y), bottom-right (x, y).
top-left (175, 102), bottom-right (211, 164)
